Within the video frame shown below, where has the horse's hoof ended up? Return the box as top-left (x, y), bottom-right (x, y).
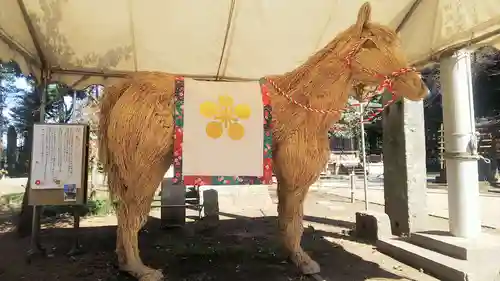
top-left (298, 259), bottom-right (321, 275)
top-left (139, 269), bottom-right (164, 281)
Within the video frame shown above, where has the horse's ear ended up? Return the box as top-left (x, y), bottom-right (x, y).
top-left (355, 2), bottom-right (372, 32)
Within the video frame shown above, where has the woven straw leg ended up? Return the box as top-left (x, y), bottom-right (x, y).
top-left (277, 183), bottom-right (320, 275)
top-left (112, 159), bottom-right (170, 281)
top-left (273, 134), bottom-right (329, 275)
top-left (116, 195), bottom-right (164, 280)
top-left (115, 201), bottom-right (126, 266)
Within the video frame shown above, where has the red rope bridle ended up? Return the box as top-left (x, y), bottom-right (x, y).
top-left (264, 36), bottom-right (417, 127)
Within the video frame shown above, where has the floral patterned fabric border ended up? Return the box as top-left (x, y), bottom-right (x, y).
top-left (172, 77), bottom-right (273, 186)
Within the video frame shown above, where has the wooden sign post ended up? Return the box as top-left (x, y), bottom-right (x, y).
top-left (27, 123), bottom-right (90, 261)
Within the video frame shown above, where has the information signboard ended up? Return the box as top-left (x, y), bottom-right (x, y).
top-left (28, 124), bottom-right (89, 206)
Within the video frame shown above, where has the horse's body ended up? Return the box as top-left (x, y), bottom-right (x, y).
top-left (98, 3), bottom-right (428, 280)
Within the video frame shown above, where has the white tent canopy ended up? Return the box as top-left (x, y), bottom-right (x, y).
top-left (1, 0), bottom-right (500, 89)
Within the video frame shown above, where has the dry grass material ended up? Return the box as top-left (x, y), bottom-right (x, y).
top-left (97, 3), bottom-right (428, 280)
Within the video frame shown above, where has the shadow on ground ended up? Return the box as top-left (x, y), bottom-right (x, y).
top-left (0, 214), bottom-right (416, 281)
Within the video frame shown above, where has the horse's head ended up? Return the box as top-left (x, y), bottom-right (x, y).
top-left (341, 3), bottom-right (428, 101)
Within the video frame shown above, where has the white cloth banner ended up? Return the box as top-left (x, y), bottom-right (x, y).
top-left (182, 78), bottom-right (264, 177)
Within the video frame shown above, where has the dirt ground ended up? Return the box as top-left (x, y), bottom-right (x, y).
top-left (0, 189), bottom-right (439, 281)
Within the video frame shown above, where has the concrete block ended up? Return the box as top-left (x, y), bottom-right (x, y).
top-left (366, 162), bottom-right (384, 176)
top-left (202, 189), bottom-right (219, 221)
top-left (355, 211), bottom-right (392, 241)
top-left (199, 185), bottom-right (274, 217)
top-left (160, 178), bottom-right (186, 228)
top-left (378, 235), bottom-right (500, 281)
top-left (410, 231), bottom-right (500, 262)
top-left (378, 236), bottom-right (466, 281)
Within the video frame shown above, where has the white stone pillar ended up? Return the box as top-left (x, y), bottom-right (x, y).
top-left (440, 49), bottom-right (481, 238)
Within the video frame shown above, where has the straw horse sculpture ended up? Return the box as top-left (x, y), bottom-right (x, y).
top-left (98, 3), bottom-right (428, 280)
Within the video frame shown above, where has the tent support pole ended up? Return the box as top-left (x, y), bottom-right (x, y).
top-left (16, 0), bottom-right (48, 69)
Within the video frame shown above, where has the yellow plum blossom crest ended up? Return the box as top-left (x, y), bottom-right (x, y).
top-left (199, 95), bottom-right (251, 140)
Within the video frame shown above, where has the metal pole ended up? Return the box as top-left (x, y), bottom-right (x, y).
top-left (349, 168), bottom-right (356, 203)
top-left (71, 90), bottom-right (77, 122)
top-left (360, 104), bottom-right (369, 211)
top-left (94, 84), bottom-right (99, 99)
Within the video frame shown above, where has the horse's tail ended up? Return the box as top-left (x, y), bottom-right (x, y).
top-left (98, 78), bottom-right (132, 176)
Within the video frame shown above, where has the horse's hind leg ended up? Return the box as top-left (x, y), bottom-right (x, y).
top-left (115, 201), bottom-right (148, 268)
top-left (112, 160), bottom-right (169, 281)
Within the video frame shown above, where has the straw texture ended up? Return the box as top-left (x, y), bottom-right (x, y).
top-left (97, 3), bottom-right (428, 280)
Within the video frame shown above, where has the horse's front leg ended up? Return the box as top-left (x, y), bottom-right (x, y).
top-left (273, 135), bottom-right (329, 274)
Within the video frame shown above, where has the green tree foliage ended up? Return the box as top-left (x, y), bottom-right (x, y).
top-left (9, 79), bottom-right (89, 173)
top-left (6, 72), bottom-right (88, 237)
top-left (9, 82), bottom-right (82, 133)
top-left (329, 95), bottom-right (383, 139)
top-left (0, 62), bottom-right (21, 135)
top-left (422, 46), bottom-right (500, 117)
top-left (472, 47), bottom-right (500, 117)
top-left (8, 79), bottom-right (37, 134)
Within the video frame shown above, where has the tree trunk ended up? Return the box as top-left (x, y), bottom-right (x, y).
top-left (6, 126), bottom-right (17, 176)
top-left (17, 178), bottom-right (33, 237)
top-left (17, 80), bottom-right (45, 237)
top-left (16, 120), bottom-right (36, 237)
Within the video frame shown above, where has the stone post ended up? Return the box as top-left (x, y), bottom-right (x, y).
top-left (382, 98), bottom-right (428, 236)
